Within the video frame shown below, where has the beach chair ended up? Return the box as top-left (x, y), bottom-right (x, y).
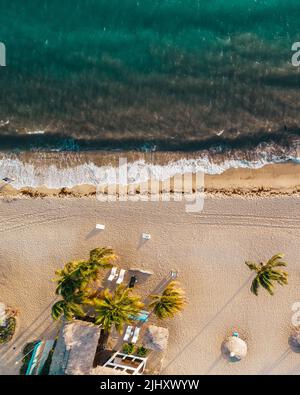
top-left (123, 326), bottom-right (133, 342)
top-left (131, 327), bottom-right (140, 344)
top-left (96, 224), bottom-right (105, 230)
top-left (108, 267), bottom-right (118, 282)
top-left (117, 269), bottom-right (126, 285)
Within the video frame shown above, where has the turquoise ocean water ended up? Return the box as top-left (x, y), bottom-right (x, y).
top-left (0, 0), bottom-right (299, 151)
top-left (0, 1), bottom-right (299, 187)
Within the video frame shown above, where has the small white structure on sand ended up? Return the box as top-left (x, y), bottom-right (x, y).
top-left (96, 224), bottom-right (105, 230)
top-left (142, 233), bottom-right (151, 240)
top-left (0, 303), bottom-right (6, 327)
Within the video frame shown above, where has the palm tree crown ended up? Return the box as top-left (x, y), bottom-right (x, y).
top-left (52, 247), bottom-right (117, 321)
top-left (94, 285), bottom-right (144, 332)
top-left (51, 300), bottom-right (85, 321)
top-left (150, 281), bottom-right (186, 319)
top-left (246, 253), bottom-right (288, 296)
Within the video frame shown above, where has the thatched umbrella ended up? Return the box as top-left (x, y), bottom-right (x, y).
top-left (143, 325), bottom-right (169, 352)
top-left (223, 336), bottom-right (247, 361)
top-left (290, 328), bottom-right (300, 351)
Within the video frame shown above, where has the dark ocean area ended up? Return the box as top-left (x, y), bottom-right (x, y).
top-left (0, 0), bottom-right (300, 152)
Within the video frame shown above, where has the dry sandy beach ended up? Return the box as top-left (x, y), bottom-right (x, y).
top-left (0, 192), bottom-right (300, 375)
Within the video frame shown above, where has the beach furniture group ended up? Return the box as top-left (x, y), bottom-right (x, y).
top-left (108, 267), bottom-right (126, 284)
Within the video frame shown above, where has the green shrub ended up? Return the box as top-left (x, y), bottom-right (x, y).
top-left (136, 346), bottom-right (149, 357)
top-left (0, 316), bottom-right (16, 344)
top-left (122, 343), bottom-right (134, 355)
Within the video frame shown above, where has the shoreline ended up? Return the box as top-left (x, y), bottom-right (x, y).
top-left (0, 163), bottom-right (299, 198)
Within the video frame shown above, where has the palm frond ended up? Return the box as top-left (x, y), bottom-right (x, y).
top-left (150, 281), bottom-right (186, 319)
top-left (246, 253), bottom-right (288, 296)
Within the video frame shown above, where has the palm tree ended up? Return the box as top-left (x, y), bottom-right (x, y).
top-left (52, 247), bottom-right (117, 322)
top-left (51, 300), bottom-right (85, 321)
top-left (245, 253), bottom-right (288, 296)
top-left (93, 285), bottom-right (144, 350)
top-left (85, 247), bottom-right (117, 281)
top-left (55, 260), bottom-right (88, 301)
top-left (149, 281), bottom-right (186, 319)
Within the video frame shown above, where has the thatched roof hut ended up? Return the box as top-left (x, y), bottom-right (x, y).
top-left (50, 320), bottom-right (101, 375)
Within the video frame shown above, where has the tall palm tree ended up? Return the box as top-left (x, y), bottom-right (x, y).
top-left (93, 285), bottom-right (144, 350)
top-left (245, 253), bottom-right (288, 296)
top-left (149, 281), bottom-right (186, 320)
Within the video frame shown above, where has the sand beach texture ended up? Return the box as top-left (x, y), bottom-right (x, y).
top-left (0, 193), bottom-right (299, 375)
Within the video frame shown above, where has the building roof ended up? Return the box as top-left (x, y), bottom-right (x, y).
top-left (50, 320), bottom-right (101, 375)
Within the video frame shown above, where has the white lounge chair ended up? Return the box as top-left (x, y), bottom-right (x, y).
top-left (123, 326), bottom-right (133, 342)
top-left (96, 224), bottom-right (105, 230)
top-left (108, 267), bottom-right (118, 282)
top-left (116, 269), bottom-right (126, 285)
top-left (131, 327), bottom-right (140, 344)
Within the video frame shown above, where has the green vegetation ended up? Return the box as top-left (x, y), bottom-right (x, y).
top-left (246, 253), bottom-right (288, 296)
top-left (150, 281), bottom-right (186, 319)
top-left (51, 247), bottom-right (117, 321)
top-left (51, 300), bottom-right (85, 321)
top-left (136, 346), bottom-right (149, 357)
top-left (93, 285), bottom-right (144, 349)
top-left (0, 316), bottom-right (16, 344)
top-left (122, 344), bottom-right (149, 357)
top-left (122, 343), bottom-right (134, 355)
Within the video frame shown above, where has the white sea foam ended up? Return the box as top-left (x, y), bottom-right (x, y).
top-left (26, 130), bottom-right (45, 135)
top-left (0, 153), bottom-right (297, 189)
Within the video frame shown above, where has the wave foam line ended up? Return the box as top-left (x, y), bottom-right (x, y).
top-left (0, 154), bottom-right (298, 189)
